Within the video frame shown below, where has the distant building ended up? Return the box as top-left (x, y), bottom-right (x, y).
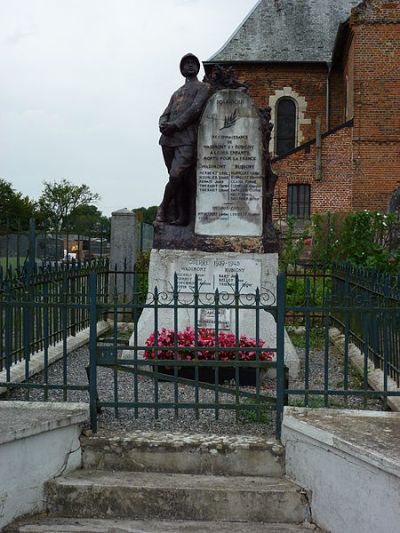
top-left (204, 0), bottom-right (400, 220)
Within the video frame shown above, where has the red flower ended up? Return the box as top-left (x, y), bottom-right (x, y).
top-left (144, 327), bottom-right (273, 362)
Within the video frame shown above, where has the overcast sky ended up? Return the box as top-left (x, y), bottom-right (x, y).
top-left (0, 0), bottom-right (257, 216)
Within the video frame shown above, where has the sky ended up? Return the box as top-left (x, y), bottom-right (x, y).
top-left (0, 0), bottom-right (258, 216)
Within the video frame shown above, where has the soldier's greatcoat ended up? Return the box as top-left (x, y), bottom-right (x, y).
top-left (159, 78), bottom-right (210, 147)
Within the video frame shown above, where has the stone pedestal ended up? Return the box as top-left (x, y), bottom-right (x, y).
top-left (135, 249), bottom-right (299, 377)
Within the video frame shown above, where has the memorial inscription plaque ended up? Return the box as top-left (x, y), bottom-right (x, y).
top-left (172, 256), bottom-right (262, 294)
top-left (195, 89), bottom-right (264, 237)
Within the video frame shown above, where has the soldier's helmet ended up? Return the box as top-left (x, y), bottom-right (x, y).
top-left (180, 53), bottom-right (200, 75)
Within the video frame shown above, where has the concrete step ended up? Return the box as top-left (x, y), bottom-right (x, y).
top-left (81, 431), bottom-right (285, 477)
top-left (4, 517), bottom-right (320, 532)
top-left (46, 470), bottom-right (309, 523)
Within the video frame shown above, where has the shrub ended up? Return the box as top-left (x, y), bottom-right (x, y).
top-left (280, 211), bottom-right (400, 274)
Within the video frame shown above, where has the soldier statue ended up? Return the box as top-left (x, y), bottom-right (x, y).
top-left (155, 53), bottom-right (210, 226)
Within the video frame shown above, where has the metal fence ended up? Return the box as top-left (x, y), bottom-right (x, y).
top-left (0, 259), bottom-right (109, 374)
top-left (89, 272), bottom-right (285, 435)
top-left (282, 262), bottom-right (400, 412)
top-left (284, 262), bottom-right (330, 325)
top-left (1, 262), bottom-right (400, 438)
top-left (331, 263), bottom-right (400, 386)
top-left (0, 219), bottom-right (110, 270)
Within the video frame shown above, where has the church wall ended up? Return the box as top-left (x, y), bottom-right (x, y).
top-left (329, 66), bottom-right (346, 129)
top-left (344, 38), bottom-right (355, 121)
top-left (350, 0), bottom-right (400, 211)
top-left (272, 124), bottom-right (354, 220)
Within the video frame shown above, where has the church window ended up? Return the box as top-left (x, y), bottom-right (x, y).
top-left (288, 184), bottom-right (311, 218)
top-left (276, 98), bottom-right (297, 156)
top-left (268, 88), bottom-right (310, 156)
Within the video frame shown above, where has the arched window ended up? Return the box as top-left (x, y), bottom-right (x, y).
top-left (276, 98), bottom-right (297, 156)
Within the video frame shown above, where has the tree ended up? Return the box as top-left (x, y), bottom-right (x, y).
top-left (135, 205), bottom-right (158, 225)
top-left (0, 178), bottom-right (37, 229)
top-left (66, 204), bottom-right (110, 236)
top-left (38, 179), bottom-right (100, 230)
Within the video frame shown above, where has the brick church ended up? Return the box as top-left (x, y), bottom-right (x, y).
top-left (204, 0), bottom-right (400, 221)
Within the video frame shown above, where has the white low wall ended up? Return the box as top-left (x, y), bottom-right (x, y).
top-left (282, 407), bottom-right (400, 533)
top-left (0, 402), bottom-right (88, 530)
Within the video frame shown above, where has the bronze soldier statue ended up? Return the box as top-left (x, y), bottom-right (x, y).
top-left (156, 53), bottom-right (210, 226)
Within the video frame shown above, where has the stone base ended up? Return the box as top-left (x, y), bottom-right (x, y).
top-left (153, 222), bottom-right (278, 253)
top-left (132, 249), bottom-right (299, 377)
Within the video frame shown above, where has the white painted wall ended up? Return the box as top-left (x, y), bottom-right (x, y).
top-left (0, 425), bottom-right (82, 529)
top-left (0, 402), bottom-right (88, 530)
top-left (282, 411), bottom-right (400, 533)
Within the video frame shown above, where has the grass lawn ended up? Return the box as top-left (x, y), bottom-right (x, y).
top-left (0, 257), bottom-right (22, 270)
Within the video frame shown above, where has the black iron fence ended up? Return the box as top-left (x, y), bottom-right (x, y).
top-left (284, 262), bottom-right (330, 325)
top-left (331, 263), bottom-right (400, 386)
top-left (0, 219), bottom-right (111, 270)
top-left (89, 272), bottom-right (285, 435)
top-left (1, 260), bottom-right (400, 437)
top-left (0, 218), bottom-right (156, 272)
top-left (284, 262), bottom-right (400, 397)
top-left (0, 259), bottom-right (110, 374)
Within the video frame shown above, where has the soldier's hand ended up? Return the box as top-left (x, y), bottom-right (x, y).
top-left (160, 122), bottom-right (178, 136)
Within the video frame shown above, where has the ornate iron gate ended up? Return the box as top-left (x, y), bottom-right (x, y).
top-left (87, 272), bottom-right (287, 436)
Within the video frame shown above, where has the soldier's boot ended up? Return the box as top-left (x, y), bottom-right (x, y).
top-left (171, 186), bottom-right (187, 226)
top-left (155, 179), bottom-right (175, 223)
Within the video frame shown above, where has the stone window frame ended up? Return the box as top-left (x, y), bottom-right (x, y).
top-left (268, 88), bottom-right (311, 156)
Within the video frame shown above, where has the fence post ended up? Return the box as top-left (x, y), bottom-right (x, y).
top-left (28, 218), bottom-right (36, 273)
top-left (5, 284), bottom-right (12, 382)
top-left (276, 272), bottom-right (286, 439)
top-left (89, 272), bottom-right (98, 432)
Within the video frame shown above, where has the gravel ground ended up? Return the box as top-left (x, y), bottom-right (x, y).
top-left (287, 336), bottom-right (383, 411)
top-left (5, 344), bottom-right (276, 436)
top-left (5, 329), bottom-right (383, 436)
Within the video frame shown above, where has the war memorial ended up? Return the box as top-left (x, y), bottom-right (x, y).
top-left (134, 54), bottom-right (298, 375)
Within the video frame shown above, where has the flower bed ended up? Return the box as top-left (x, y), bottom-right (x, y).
top-left (144, 327), bottom-right (273, 385)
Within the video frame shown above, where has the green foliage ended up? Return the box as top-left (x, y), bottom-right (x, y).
top-left (66, 204), bottom-right (110, 237)
top-left (135, 251), bottom-right (150, 272)
top-left (279, 217), bottom-right (310, 270)
top-left (0, 179), bottom-right (37, 229)
top-left (0, 178), bottom-right (110, 236)
top-left (281, 211), bottom-right (400, 274)
top-left (311, 212), bottom-right (340, 268)
top-left (38, 179), bottom-right (100, 231)
top-left (287, 326), bottom-right (326, 350)
top-left (289, 396), bottom-right (344, 409)
top-left (134, 251), bottom-right (150, 306)
top-left (337, 211), bottom-right (399, 272)
top-left (238, 398), bottom-right (273, 424)
top-left (285, 277), bottom-right (327, 307)
top-left (135, 206), bottom-right (158, 225)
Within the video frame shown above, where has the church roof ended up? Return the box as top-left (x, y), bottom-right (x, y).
top-left (206, 0), bottom-right (361, 64)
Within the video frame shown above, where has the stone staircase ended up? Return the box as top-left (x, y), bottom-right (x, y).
top-left (7, 431), bottom-right (317, 532)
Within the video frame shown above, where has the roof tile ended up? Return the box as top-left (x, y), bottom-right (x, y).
top-left (207, 0), bottom-right (361, 64)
